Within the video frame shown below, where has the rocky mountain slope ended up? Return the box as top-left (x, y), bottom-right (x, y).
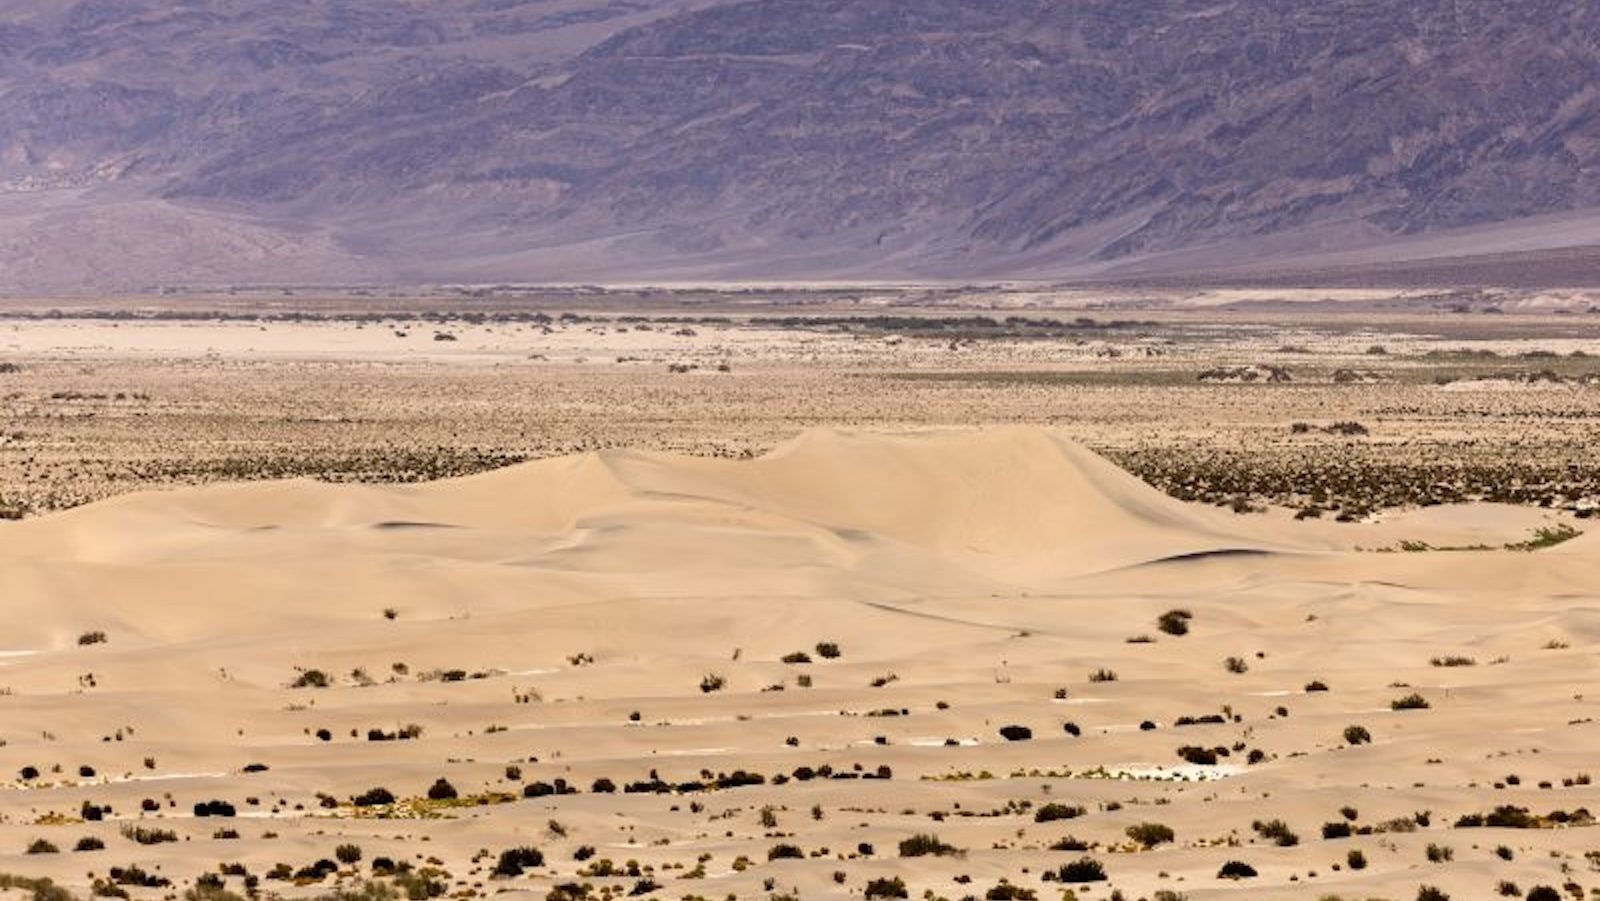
top-left (3, 0), bottom-right (1599, 288)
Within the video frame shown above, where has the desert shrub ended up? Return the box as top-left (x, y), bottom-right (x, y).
top-left (898, 833), bottom-right (959, 858)
top-left (1216, 860), bottom-right (1257, 879)
top-left (863, 877), bottom-right (908, 899)
top-left (426, 778), bottom-right (457, 800)
top-left (1125, 822), bottom-right (1175, 847)
top-left (1034, 803), bottom-right (1085, 823)
top-left (1431, 655), bottom-right (1476, 667)
top-left (1253, 819), bottom-right (1299, 846)
top-left (120, 824), bottom-right (178, 844)
top-left (1305, 679), bottom-right (1329, 691)
top-left (591, 777), bottom-right (616, 793)
top-left (26, 838), bottom-right (59, 854)
top-left (1425, 842), bottom-right (1453, 862)
top-left (194, 800), bottom-right (236, 817)
top-left (1157, 609), bottom-right (1192, 636)
top-left (335, 844), bottom-right (362, 865)
top-left (1346, 849), bottom-right (1367, 870)
top-left (998, 725), bottom-right (1032, 742)
top-left (291, 669), bottom-right (331, 689)
top-left (766, 843), bottom-right (804, 860)
top-left (74, 836), bottom-right (105, 852)
top-left (1416, 887), bottom-right (1449, 901)
top-left (1049, 836), bottom-right (1090, 851)
top-left (780, 651), bottom-right (811, 664)
top-left (984, 882), bottom-right (1036, 900)
top-left (1062, 722), bottom-right (1081, 736)
top-left (1391, 693), bottom-right (1431, 710)
top-left (1343, 725), bottom-right (1372, 745)
top-left (78, 631), bottom-right (107, 646)
top-left (815, 641), bottom-right (842, 659)
top-left (699, 674), bottom-right (726, 693)
top-left (1224, 656), bottom-right (1249, 674)
top-left (1051, 857), bottom-right (1106, 883)
top-left (1176, 745), bottom-right (1221, 765)
top-left (1526, 887), bottom-right (1561, 901)
top-left (491, 846), bottom-right (544, 877)
top-left (1494, 845), bottom-right (1514, 860)
top-left (1088, 668), bottom-right (1118, 682)
top-left (1321, 821), bottom-right (1351, 839)
top-left (352, 788), bottom-right (396, 806)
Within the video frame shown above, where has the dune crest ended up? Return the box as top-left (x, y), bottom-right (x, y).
top-left (3, 427), bottom-right (1275, 583)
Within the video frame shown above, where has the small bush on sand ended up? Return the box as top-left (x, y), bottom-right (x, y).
top-left (1157, 609), bottom-right (1192, 636)
top-left (1125, 822), bottom-right (1175, 848)
top-left (898, 834), bottom-right (959, 858)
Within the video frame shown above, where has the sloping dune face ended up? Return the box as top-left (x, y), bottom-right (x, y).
top-left (0, 428), bottom-right (1596, 900)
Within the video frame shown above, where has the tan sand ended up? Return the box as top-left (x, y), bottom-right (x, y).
top-left (0, 426), bottom-right (1595, 901)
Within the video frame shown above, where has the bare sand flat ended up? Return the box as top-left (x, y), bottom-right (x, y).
top-left (0, 425), bottom-right (1595, 901)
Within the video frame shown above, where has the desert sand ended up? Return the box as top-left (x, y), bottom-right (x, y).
top-left (0, 422), bottom-right (1596, 901)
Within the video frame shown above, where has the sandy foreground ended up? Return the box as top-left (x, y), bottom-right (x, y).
top-left (0, 423), bottom-right (1596, 901)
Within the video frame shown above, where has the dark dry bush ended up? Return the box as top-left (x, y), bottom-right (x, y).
top-left (1343, 725), bottom-right (1373, 745)
top-left (781, 651), bottom-right (812, 664)
top-left (1048, 857), bottom-right (1107, 883)
top-left (1347, 849), bottom-right (1367, 870)
top-left (291, 669), bottom-right (330, 689)
top-left (1305, 679), bottom-right (1329, 691)
top-left (78, 631), bottom-right (107, 646)
top-left (1177, 745), bottom-right (1223, 765)
top-left (1322, 821), bottom-right (1352, 839)
top-left (426, 778), bottom-right (457, 800)
top-left (864, 876), bottom-right (908, 899)
top-left (815, 641), bottom-right (842, 659)
top-left (194, 800), bottom-right (236, 817)
top-left (1125, 822), bottom-right (1175, 847)
top-left (1157, 609), bottom-right (1192, 636)
top-left (335, 843), bottom-right (362, 864)
top-left (984, 881), bottom-right (1036, 900)
top-left (767, 843), bottom-right (804, 860)
top-left (1417, 887), bottom-right (1450, 901)
top-left (74, 836), bottom-right (105, 852)
top-left (26, 838), bottom-right (59, 854)
top-left (699, 673), bottom-right (726, 693)
top-left (1252, 819), bottom-right (1299, 846)
top-left (492, 846), bottom-right (545, 877)
top-left (998, 725), bottom-right (1032, 742)
top-left (1034, 803), bottom-right (1085, 823)
top-left (1392, 693), bottom-right (1431, 710)
top-left (897, 834), bottom-right (959, 857)
top-left (351, 787), bottom-right (396, 806)
top-left (1217, 860), bottom-right (1258, 879)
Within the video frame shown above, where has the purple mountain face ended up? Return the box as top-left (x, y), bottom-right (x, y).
top-left (2, 0), bottom-right (1599, 289)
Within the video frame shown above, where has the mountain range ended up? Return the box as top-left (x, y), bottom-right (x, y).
top-left (3, 0), bottom-right (1599, 290)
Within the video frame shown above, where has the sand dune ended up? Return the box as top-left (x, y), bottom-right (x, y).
top-left (0, 427), bottom-right (1595, 900)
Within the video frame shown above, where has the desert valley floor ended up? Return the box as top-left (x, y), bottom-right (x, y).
top-left (0, 287), bottom-right (1598, 901)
